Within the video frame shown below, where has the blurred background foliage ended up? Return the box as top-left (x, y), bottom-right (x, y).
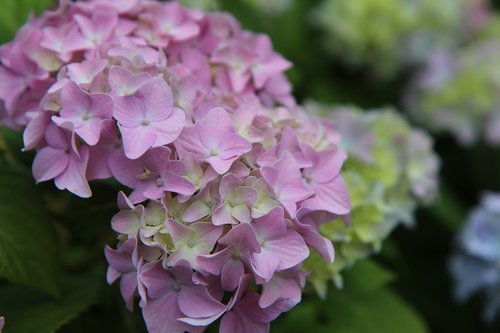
top-left (0, 0), bottom-right (499, 332)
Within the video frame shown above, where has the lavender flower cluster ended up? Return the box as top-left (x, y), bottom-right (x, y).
top-left (0, 1), bottom-right (352, 332)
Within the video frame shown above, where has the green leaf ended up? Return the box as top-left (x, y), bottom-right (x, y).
top-left (0, 0), bottom-right (55, 43)
top-left (273, 260), bottom-right (428, 333)
top-left (327, 289), bottom-right (428, 333)
top-left (341, 259), bottom-right (395, 293)
top-left (275, 289), bottom-right (428, 333)
top-left (429, 184), bottom-right (467, 231)
top-left (0, 128), bottom-right (35, 167)
top-left (0, 272), bottom-right (102, 333)
top-left (0, 162), bottom-right (59, 296)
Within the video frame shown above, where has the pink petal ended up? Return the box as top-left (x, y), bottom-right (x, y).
top-left (302, 176), bottom-right (351, 215)
top-left (74, 118), bottom-right (104, 146)
top-left (23, 112), bottom-right (50, 150)
top-left (150, 107), bottom-right (186, 147)
top-left (104, 241), bottom-right (136, 275)
top-left (252, 54), bottom-right (291, 89)
top-left (219, 173), bottom-right (239, 199)
top-left (67, 59), bottom-right (108, 85)
top-left (266, 231), bottom-right (309, 270)
top-left (183, 201), bottom-right (211, 223)
top-left (206, 155), bottom-right (239, 175)
top-left (89, 93), bottom-right (113, 119)
top-left (213, 204), bottom-right (236, 226)
top-left (178, 285), bottom-right (225, 318)
top-left (109, 66), bottom-right (150, 96)
top-left (140, 261), bottom-right (175, 299)
top-left (138, 77), bottom-right (174, 122)
top-left (111, 208), bottom-right (143, 235)
top-left (220, 310), bottom-right (268, 333)
top-left (54, 146), bottom-right (91, 198)
top-left (251, 251), bottom-right (280, 282)
top-left (44, 124), bottom-right (70, 150)
top-left (120, 272), bottom-right (139, 311)
top-left (221, 258), bottom-right (245, 291)
top-left (108, 150), bottom-right (143, 188)
top-left (0, 67), bottom-right (26, 109)
top-left (252, 207), bottom-right (286, 240)
top-left (219, 223), bottom-right (260, 253)
top-left (232, 205), bottom-right (252, 224)
top-left (197, 247), bottom-right (231, 276)
top-left (118, 124), bottom-right (157, 159)
top-left (259, 273), bottom-right (302, 308)
top-left (171, 21), bottom-right (200, 41)
top-left (32, 147), bottom-right (69, 182)
top-left (142, 291), bottom-right (203, 333)
top-left (165, 218), bottom-right (190, 244)
top-left (60, 81), bottom-right (91, 118)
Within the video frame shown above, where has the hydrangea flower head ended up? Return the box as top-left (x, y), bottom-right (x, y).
top-left (450, 193), bottom-right (500, 322)
top-left (313, 0), bottom-right (469, 77)
top-left (101, 97), bottom-right (350, 332)
top-left (303, 104), bottom-right (439, 296)
top-left (0, 1), bottom-right (352, 332)
top-left (407, 15), bottom-right (500, 146)
top-left (1, 0), bottom-right (297, 197)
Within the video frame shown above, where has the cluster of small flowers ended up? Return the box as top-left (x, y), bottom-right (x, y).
top-left (313, 0), bottom-right (477, 77)
top-left (105, 100), bottom-right (350, 332)
top-left (303, 105), bottom-right (439, 295)
top-left (407, 5), bottom-right (500, 146)
top-left (0, 0), bottom-right (295, 197)
top-left (0, 1), bottom-right (352, 332)
top-left (450, 193), bottom-right (500, 322)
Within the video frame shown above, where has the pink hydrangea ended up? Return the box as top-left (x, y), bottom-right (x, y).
top-left (0, 1), bottom-right (352, 332)
top-left (101, 97), bottom-right (350, 332)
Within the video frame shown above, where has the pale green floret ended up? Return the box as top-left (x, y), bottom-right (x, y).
top-left (303, 105), bottom-right (439, 296)
top-left (314, 0), bottom-right (464, 77)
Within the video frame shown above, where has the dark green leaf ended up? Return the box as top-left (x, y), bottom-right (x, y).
top-left (0, 162), bottom-right (59, 296)
top-left (0, 272), bottom-right (102, 333)
top-left (273, 260), bottom-right (427, 333)
top-left (429, 184), bottom-right (467, 231)
top-left (342, 259), bottom-right (395, 294)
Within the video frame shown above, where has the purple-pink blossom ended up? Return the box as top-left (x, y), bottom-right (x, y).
top-left (0, 1), bottom-right (353, 332)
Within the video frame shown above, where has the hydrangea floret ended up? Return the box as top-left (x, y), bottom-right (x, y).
top-left (0, 1), bottom-right (352, 332)
top-left (303, 104), bottom-right (439, 296)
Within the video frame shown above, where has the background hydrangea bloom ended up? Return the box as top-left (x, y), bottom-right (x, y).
top-left (303, 104), bottom-right (440, 296)
top-left (450, 193), bottom-right (500, 322)
top-left (407, 8), bottom-right (500, 146)
top-left (313, 0), bottom-right (469, 77)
